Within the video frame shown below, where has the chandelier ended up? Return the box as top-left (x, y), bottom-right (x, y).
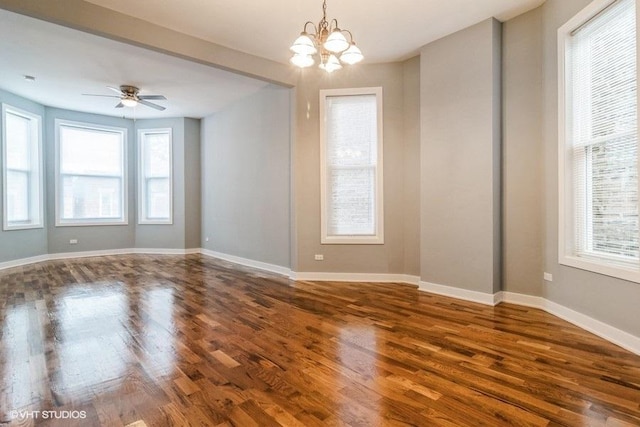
top-left (289, 0), bottom-right (364, 72)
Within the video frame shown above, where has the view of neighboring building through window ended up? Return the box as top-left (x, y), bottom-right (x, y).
top-left (320, 87), bottom-right (383, 244)
top-left (138, 129), bottom-right (172, 224)
top-left (56, 120), bottom-right (127, 225)
top-left (559, 0), bottom-right (639, 280)
top-left (2, 104), bottom-right (43, 230)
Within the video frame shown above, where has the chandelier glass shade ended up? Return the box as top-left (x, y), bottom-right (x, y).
top-left (289, 0), bottom-right (364, 72)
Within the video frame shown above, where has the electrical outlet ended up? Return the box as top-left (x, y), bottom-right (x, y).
top-left (205, 236), bottom-right (209, 242)
top-left (544, 272), bottom-right (553, 282)
top-left (314, 254), bottom-right (324, 261)
top-left (69, 239), bottom-right (78, 245)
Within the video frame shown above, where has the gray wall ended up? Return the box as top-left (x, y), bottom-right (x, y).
top-left (403, 57), bottom-right (421, 277)
top-left (419, 19), bottom-right (502, 294)
top-left (0, 89), bottom-right (48, 262)
top-left (201, 84), bottom-right (291, 268)
top-left (184, 118), bottom-right (201, 249)
top-left (294, 63), bottom-right (409, 274)
top-left (539, 0), bottom-right (640, 336)
top-left (502, 7), bottom-right (544, 296)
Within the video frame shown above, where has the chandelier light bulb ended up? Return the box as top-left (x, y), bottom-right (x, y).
top-left (290, 53), bottom-right (315, 68)
top-left (290, 33), bottom-right (318, 55)
top-left (323, 30), bottom-right (349, 53)
top-left (339, 43), bottom-right (364, 65)
top-left (323, 54), bottom-right (343, 73)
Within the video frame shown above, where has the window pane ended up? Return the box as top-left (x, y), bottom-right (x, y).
top-left (327, 167), bottom-right (375, 236)
top-left (2, 106), bottom-right (41, 229)
top-left (60, 126), bottom-right (122, 175)
top-left (5, 112), bottom-right (30, 170)
top-left (588, 135), bottom-right (638, 258)
top-left (326, 95), bottom-right (377, 167)
top-left (6, 170), bottom-right (29, 222)
top-left (323, 92), bottom-right (380, 239)
top-left (61, 176), bottom-right (122, 220)
top-left (146, 178), bottom-right (170, 219)
top-left (569, 0), bottom-right (638, 262)
top-left (139, 130), bottom-right (171, 223)
top-left (144, 133), bottom-right (170, 177)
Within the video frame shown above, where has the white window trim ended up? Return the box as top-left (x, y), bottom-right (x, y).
top-left (1, 103), bottom-right (44, 231)
top-left (319, 86), bottom-right (384, 245)
top-left (137, 128), bottom-right (173, 225)
top-left (55, 119), bottom-right (128, 227)
top-left (558, 0), bottom-right (640, 283)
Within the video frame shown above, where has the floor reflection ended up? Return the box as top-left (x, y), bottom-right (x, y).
top-left (139, 287), bottom-right (176, 377)
top-left (53, 284), bottom-right (129, 404)
top-left (337, 326), bottom-right (382, 425)
top-left (1, 303), bottom-right (47, 415)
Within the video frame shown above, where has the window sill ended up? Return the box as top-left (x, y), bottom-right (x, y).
top-left (559, 254), bottom-right (640, 284)
top-left (3, 223), bottom-right (44, 231)
top-left (322, 236), bottom-right (384, 245)
top-left (55, 220), bottom-right (129, 227)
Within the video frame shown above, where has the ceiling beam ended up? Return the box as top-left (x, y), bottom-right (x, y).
top-left (0, 0), bottom-right (297, 87)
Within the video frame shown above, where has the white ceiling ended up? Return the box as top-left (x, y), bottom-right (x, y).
top-left (0, 1), bottom-right (545, 119)
top-left (85, 0), bottom-right (546, 63)
top-left (0, 9), bottom-right (269, 119)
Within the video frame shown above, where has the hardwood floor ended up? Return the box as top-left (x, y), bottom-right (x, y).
top-left (1, 254), bottom-right (639, 426)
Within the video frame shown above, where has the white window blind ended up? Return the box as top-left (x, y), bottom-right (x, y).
top-left (568, 0), bottom-right (637, 266)
top-left (2, 105), bottom-right (43, 230)
top-left (320, 88), bottom-right (383, 244)
top-left (138, 129), bottom-right (172, 224)
top-left (56, 121), bottom-right (127, 225)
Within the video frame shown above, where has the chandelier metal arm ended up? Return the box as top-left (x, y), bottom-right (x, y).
top-left (341, 29), bottom-right (355, 43)
top-left (302, 21), bottom-right (318, 35)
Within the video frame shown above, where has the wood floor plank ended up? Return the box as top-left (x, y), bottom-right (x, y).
top-left (1, 253), bottom-right (640, 426)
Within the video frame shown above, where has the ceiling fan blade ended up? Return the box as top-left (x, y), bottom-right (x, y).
top-left (138, 99), bottom-right (166, 111)
top-left (107, 86), bottom-right (123, 94)
top-left (115, 102), bottom-right (124, 108)
top-left (138, 95), bottom-right (167, 100)
top-left (82, 94), bottom-right (120, 98)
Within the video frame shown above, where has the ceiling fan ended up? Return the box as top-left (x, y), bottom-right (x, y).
top-left (83, 85), bottom-right (167, 111)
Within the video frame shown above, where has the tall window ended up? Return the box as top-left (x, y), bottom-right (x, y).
top-left (320, 87), bottom-right (383, 244)
top-left (138, 129), bottom-right (172, 224)
top-left (559, 0), bottom-right (639, 281)
top-left (56, 120), bottom-right (127, 226)
top-left (2, 104), bottom-right (43, 230)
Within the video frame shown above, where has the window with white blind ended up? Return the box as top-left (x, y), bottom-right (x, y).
top-left (559, 0), bottom-right (640, 281)
top-left (320, 87), bottom-right (383, 244)
top-left (138, 129), bottom-right (172, 224)
top-left (56, 120), bottom-right (127, 226)
top-left (1, 104), bottom-right (43, 230)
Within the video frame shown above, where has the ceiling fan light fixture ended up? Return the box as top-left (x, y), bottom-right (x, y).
top-left (121, 98), bottom-right (138, 107)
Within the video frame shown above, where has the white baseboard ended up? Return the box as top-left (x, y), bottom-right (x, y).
top-left (418, 281), bottom-right (498, 305)
top-left (0, 254), bottom-right (50, 270)
top-left (544, 299), bottom-right (640, 356)
top-left (496, 291), bottom-right (545, 309)
top-left (293, 272), bottom-right (420, 285)
top-left (0, 247), bottom-right (198, 270)
top-left (199, 249), bottom-right (292, 277)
